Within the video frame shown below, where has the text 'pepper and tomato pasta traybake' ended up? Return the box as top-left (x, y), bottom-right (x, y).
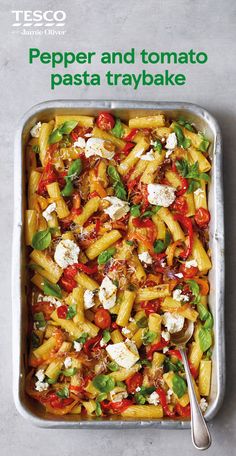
top-left (25, 111), bottom-right (213, 419)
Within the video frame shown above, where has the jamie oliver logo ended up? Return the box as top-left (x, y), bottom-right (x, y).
top-left (11, 10), bottom-right (67, 35)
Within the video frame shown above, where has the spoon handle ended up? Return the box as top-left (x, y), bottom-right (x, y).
top-left (179, 348), bottom-right (211, 450)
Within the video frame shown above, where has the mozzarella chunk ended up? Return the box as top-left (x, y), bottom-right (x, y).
top-left (85, 138), bottom-right (114, 159)
top-left (30, 122), bottom-right (42, 138)
top-left (73, 341), bottom-right (82, 352)
top-left (162, 312), bottom-right (185, 334)
top-left (175, 273), bottom-right (184, 279)
top-left (138, 251), bottom-right (153, 265)
top-left (111, 391), bottom-right (128, 403)
top-left (106, 341), bottom-right (139, 368)
top-left (165, 149), bottom-right (173, 159)
top-left (42, 202), bottom-right (56, 222)
top-left (134, 147), bottom-right (144, 158)
top-left (64, 357), bottom-right (72, 368)
top-left (147, 391), bottom-right (160, 406)
top-left (73, 137), bottom-right (86, 148)
top-left (84, 290), bottom-right (95, 309)
top-left (121, 327), bottom-right (131, 336)
top-left (54, 239), bottom-right (80, 269)
top-left (147, 183), bottom-right (176, 207)
top-left (140, 150), bottom-right (155, 161)
top-left (185, 259), bottom-right (198, 269)
top-left (166, 389), bottom-right (173, 403)
top-left (103, 196), bottom-right (130, 221)
top-left (161, 331), bottom-right (170, 342)
top-left (172, 289), bottom-right (189, 302)
top-left (37, 295), bottom-right (62, 308)
top-left (165, 132), bottom-right (177, 150)
top-left (99, 276), bottom-right (117, 309)
top-left (35, 380), bottom-right (49, 392)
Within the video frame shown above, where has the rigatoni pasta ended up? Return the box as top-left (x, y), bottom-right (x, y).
top-left (25, 111), bottom-right (213, 419)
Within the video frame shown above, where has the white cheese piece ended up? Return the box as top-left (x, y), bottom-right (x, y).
top-left (121, 327), bottom-right (131, 336)
top-left (166, 389), bottom-right (173, 403)
top-left (147, 391), bottom-right (160, 406)
top-left (103, 196), bottom-right (130, 221)
top-left (106, 341), bottom-right (139, 369)
top-left (37, 295), bottom-right (62, 308)
top-left (54, 239), bottom-right (80, 269)
top-left (147, 183), bottom-right (176, 207)
top-left (83, 290), bottom-right (95, 309)
top-left (35, 369), bottom-right (45, 382)
top-left (99, 276), bottom-right (117, 309)
top-left (165, 132), bottom-right (177, 150)
top-left (64, 357), bottom-right (72, 368)
top-left (185, 259), bottom-right (198, 269)
top-left (73, 137), bottom-right (86, 148)
top-left (194, 188), bottom-right (204, 197)
top-left (42, 202), bottom-right (56, 222)
top-left (161, 331), bottom-right (170, 342)
top-left (162, 312), bottom-right (185, 334)
top-left (138, 251), bottom-right (153, 265)
top-left (165, 150), bottom-right (173, 159)
top-left (111, 391), bottom-right (128, 403)
top-left (134, 147), bottom-right (144, 158)
top-left (73, 341), bottom-right (82, 352)
top-left (129, 317), bottom-right (136, 323)
top-left (100, 338), bottom-right (107, 347)
top-left (163, 346), bottom-right (169, 354)
top-left (200, 398), bottom-right (208, 412)
top-left (35, 380), bottom-right (49, 392)
top-left (172, 289), bottom-right (189, 302)
top-left (30, 122), bottom-right (42, 138)
top-left (135, 386), bottom-right (141, 392)
top-left (84, 133), bottom-right (93, 138)
top-left (175, 273), bottom-right (184, 279)
top-left (85, 137), bottom-right (114, 160)
top-left (140, 150), bottom-right (155, 161)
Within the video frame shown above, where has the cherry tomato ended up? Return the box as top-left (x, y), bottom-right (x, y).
top-left (57, 305), bottom-right (68, 319)
top-left (125, 372), bottom-right (143, 394)
top-left (175, 403), bottom-right (191, 417)
top-left (96, 112), bottom-right (115, 131)
top-left (141, 300), bottom-right (160, 315)
top-left (194, 208), bottom-right (210, 228)
top-left (94, 308), bottom-right (111, 329)
top-left (101, 399), bottom-right (133, 414)
top-left (32, 301), bottom-right (54, 320)
top-left (59, 276), bottom-right (77, 293)
top-left (47, 393), bottom-right (73, 409)
top-left (180, 263), bottom-right (198, 278)
top-left (172, 196), bottom-right (188, 215)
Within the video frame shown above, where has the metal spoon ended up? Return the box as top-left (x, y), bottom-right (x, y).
top-left (170, 320), bottom-right (211, 450)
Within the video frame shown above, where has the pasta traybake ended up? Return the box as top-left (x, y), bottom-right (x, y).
top-left (25, 111), bottom-right (213, 419)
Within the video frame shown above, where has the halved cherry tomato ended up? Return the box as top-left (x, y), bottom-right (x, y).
top-left (59, 276), bottom-right (77, 292)
top-left (175, 403), bottom-right (191, 417)
top-left (43, 392), bottom-right (73, 409)
top-left (83, 334), bottom-right (103, 355)
top-left (94, 308), bottom-right (111, 329)
top-left (180, 263), bottom-right (198, 278)
top-left (96, 112), bottom-right (115, 131)
top-left (172, 196), bottom-right (188, 215)
top-left (57, 305), bottom-right (68, 319)
top-left (194, 208), bottom-right (211, 228)
top-left (101, 399), bottom-right (133, 414)
top-left (32, 301), bottom-right (54, 320)
top-left (125, 372), bottom-right (143, 394)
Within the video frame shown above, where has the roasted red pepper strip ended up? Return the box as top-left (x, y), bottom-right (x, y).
top-left (132, 217), bottom-right (154, 229)
top-left (101, 399), bottom-right (133, 414)
top-left (141, 300), bottom-right (160, 315)
top-left (167, 349), bottom-right (182, 361)
top-left (38, 162), bottom-right (57, 195)
top-left (173, 214), bottom-right (193, 260)
top-left (74, 262), bottom-right (98, 275)
top-left (122, 142), bottom-right (135, 155)
top-left (123, 128), bottom-right (138, 141)
top-left (156, 387), bottom-right (176, 417)
top-left (146, 339), bottom-right (169, 360)
top-left (83, 334), bottom-right (103, 355)
top-left (175, 403), bottom-right (191, 417)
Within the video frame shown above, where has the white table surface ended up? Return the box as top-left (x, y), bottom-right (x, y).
top-left (1, 0), bottom-right (235, 454)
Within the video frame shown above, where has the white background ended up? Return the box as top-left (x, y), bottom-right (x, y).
top-left (1, 0), bottom-right (235, 455)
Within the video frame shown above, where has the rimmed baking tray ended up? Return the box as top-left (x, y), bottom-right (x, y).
top-left (12, 100), bottom-right (225, 428)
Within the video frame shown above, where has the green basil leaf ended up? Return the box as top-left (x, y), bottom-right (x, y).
top-left (204, 313), bottom-right (214, 329)
top-left (199, 172), bottom-right (210, 182)
top-left (114, 182), bottom-right (127, 200)
top-left (77, 332), bottom-right (89, 344)
top-left (61, 180), bottom-right (74, 197)
top-left (31, 229), bottom-right (51, 250)
top-left (198, 327), bottom-right (212, 352)
top-left (134, 393), bottom-right (146, 404)
top-left (111, 118), bottom-right (124, 138)
top-left (198, 137), bottom-right (210, 152)
top-left (126, 240), bottom-right (134, 246)
top-left (140, 386), bottom-right (156, 395)
top-left (97, 393), bottom-right (107, 402)
top-left (60, 367), bottom-right (77, 377)
top-left (173, 124), bottom-right (191, 149)
top-left (49, 128), bottom-right (63, 144)
top-left (28, 263), bottom-right (44, 272)
top-left (43, 280), bottom-right (62, 299)
top-left (136, 316), bottom-right (148, 328)
top-left (67, 158), bottom-right (83, 180)
top-left (107, 165), bottom-right (121, 183)
top-left (187, 179), bottom-right (201, 194)
top-left (47, 377), bottom-right (57, 385)
top-left (205, 348), bottom-right (212, 360)
top-left (107, 361), bottom-right (119, 372)
top-left (152, 205), bottom-right (162, 214)
top-left (92, 375), bottom-right (115, 393)
top-left (95, 402), bottom-right (102, 416)
top-left (130, 204), bottom-right (141, 217)
top-left (59, 120), bottom-right (78, 134)
top-left (187, 280), bottom-right (200, 298)
top-left (139, 359), bottom-right (152, 367)
top-left (66, 303), bottom-right (77, 320)
top-left (153, 139), bottom-right (162, 154)
top-left (32, 145), bottom-right (40, 153)
top-left (172, 373), bottom-right (187, 398)
top-left (56, 386), bottom-right (69, 398)
top-left (142, 330), bottom-right (157, 345)
top-left (197, 303), bottom-right (209, 321)
top-left (175, 159), bottom-right (189, 177)
top-left (98, 247), bottom-right (116, 265)
top-left (33, 312), bottom-right (46, 329)
top-left (102, 330), bottom-right (111, 344)
top-left (184, 122), bottom-right (194, 132)
top-left (31, 332), bottom-right (40, 348)
top-left (164, 358), bottom-right (184, 373)
top-left (153, 239), bottom-right (165, 253)
top-left (116, 381), bottom-right (126, 388)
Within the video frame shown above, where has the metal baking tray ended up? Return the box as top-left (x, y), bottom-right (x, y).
top-left (12, 100), bottom-right (225, 428)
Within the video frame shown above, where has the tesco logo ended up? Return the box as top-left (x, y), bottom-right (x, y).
top-left (11, 10), bottom-right (66, 27)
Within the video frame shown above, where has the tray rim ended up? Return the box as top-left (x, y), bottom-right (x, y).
top-left (12, 99), bottom-right (225, 429)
